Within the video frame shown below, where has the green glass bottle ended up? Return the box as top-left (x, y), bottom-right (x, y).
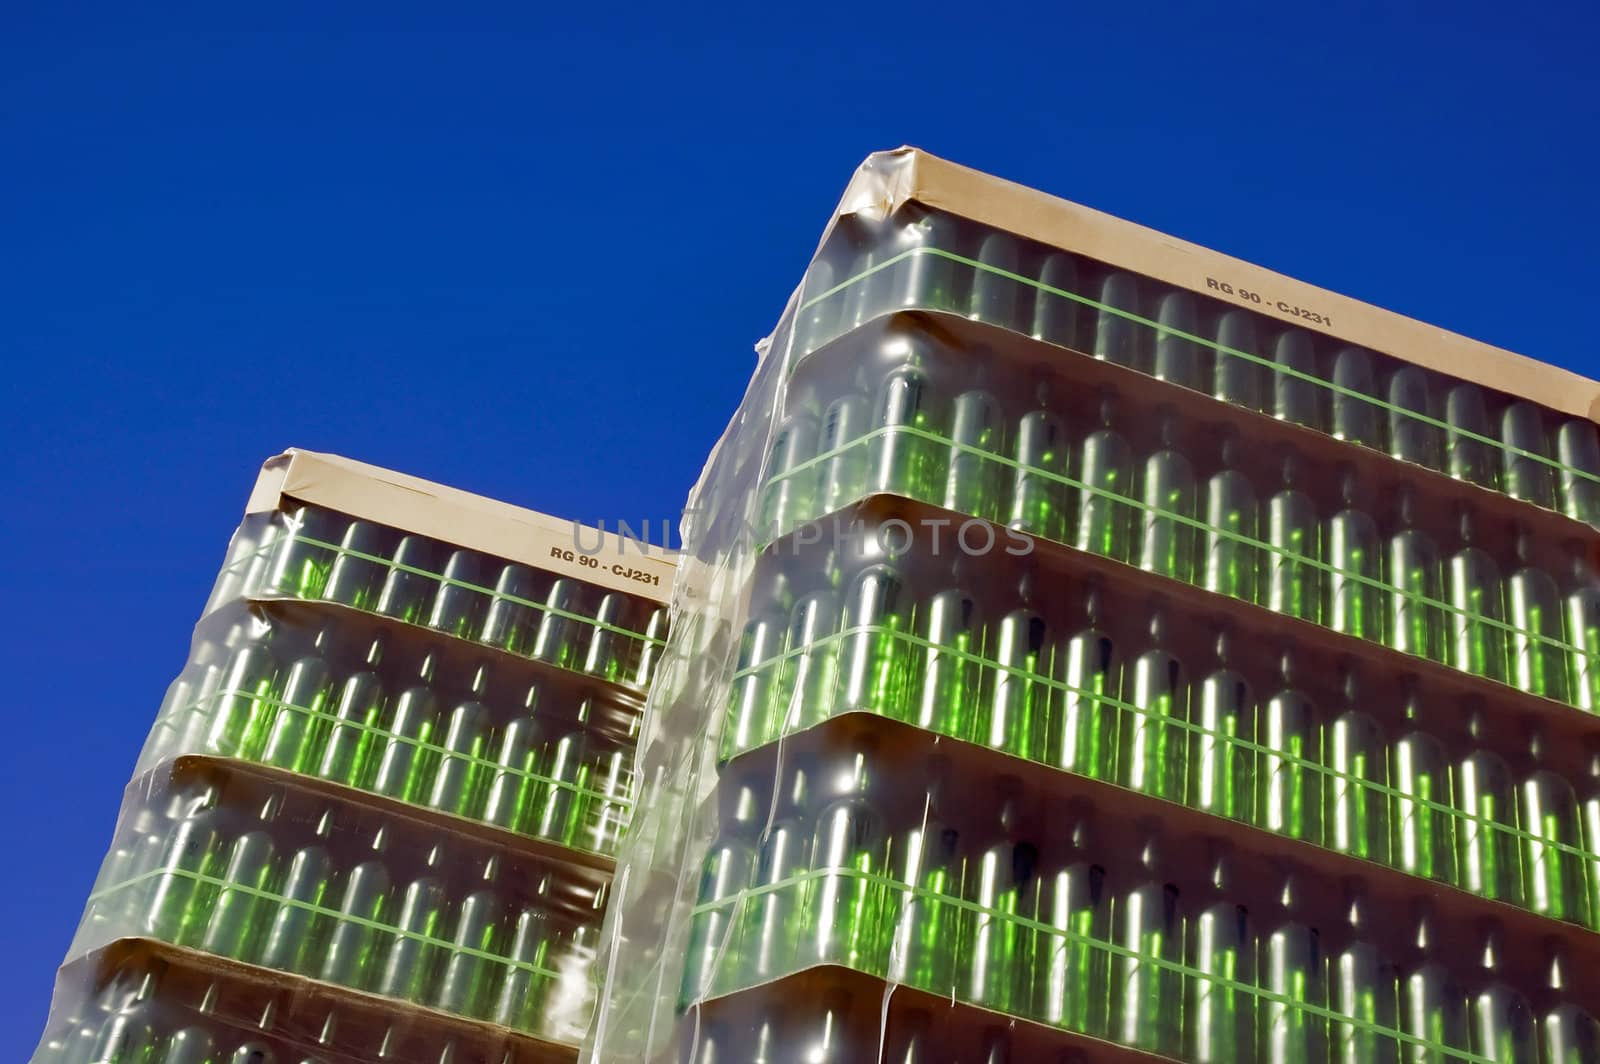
top-left (806, 794), bottom-right (885, 972)
top-left (1033, 253), bottom-right (1081, 349)
top-left (435, 859), bottom-right (505, 1019)
top-left (481, 564), bottom-right (537, 654)
top-left (140, 813), bottom-right (219, 945)
top-left (964, 782), bottom-right (1038, 1016)
top-left (1385, 367), bottom-right (1444, 473)
top-left (370, 686), bottom-right (440, 804)
top-left (943, 387), bottom-right (1005, 522)
top-left (375, 536), bottom-right (440, 624)
top-left (1446, 512), bottom-right (1508, 682)
top-left (427, 550), bottom-right (488, 640)
top-left (265, 506), bottom-right (342, 600)
top-left (1094, 273), bottom-right (1145, 371)
top-left (1386, 491), bottom-right (1443, 661)
top-left (1501, 401), bottom-right (1556, 510)
top-left (1202, 441), bottom-right (1260, 604)
top-left (1050, 595), bottom-right (1116, 781)
top-left (759, 412), bottom-right (821, 540)
top-left (631, 605), bottom-right (668, 689)
top-left (426, 701), bottom-right (492, 819)
top-left (776, 589), bottom-right (842, 735)
top-left (1039, 858), bottom-right (1108, 1037)
top-left (838, 563), bottom-right (909, 719)
top-left (258, 843), bottom-right (332, 975)
top-left (1330, 931), bottom-right (1397, 1064)
top-left (1152, 289), bottom-right (1205, 391)
top-left (1213, 309), bottom-right (1266, 414)
top-left (1391, 726), bottom-right (1455, 885)
top-left (681, 779), bottom-right (761, 1002)
top-left (970, 232), bottom-right (1025, 331)
top-left (986, 593), bottom-right (1050, 763)
top-left (1562, 556), bottom-right (1600, 713)
top-left (319, 850), bottom-right (392, 989)
top-left (913, 586), bottom-right (980, 742)
top-left (1007, 384), bottom-right (1071, 544)
top-left (1257, 654), bottom-right (1322, 845)
top-left (794, 256), bottom-right (841, 357)
top-left (1189, 632), bottom-right (1252, 822)
top-left (314, 664), bottom-right (384, 790)
top-left (531, 579), bottom-right (581, 669)
top-left (528, 729), bottom-right (588, 847)
top-left (492, 906), bottom-right (552, 1031)
top-left (1075, 404), bottom-right (1136, 563)
top-left (1187, 885), bottom-right (1254, 1063)
top-left (1557, 419), bottom-right (1600, 526)
top-left (374, 870), bottom-right (448, 1002)
top-left (581, 746), bottom-right (632, 855)
top-left (1544, 1004), bottom-right (1600, 1064)
top-left (1400, 961), bottom-right (1468, 1064)
top-left (884, 776), bottom-right (961, 994)
top-left (1445, 384), bottom-right (1498, 491)
top-left (1519, 770), bottom-right (1589, 925)
top-left (85, 1008), bottom-right (156, 1064)
top-left (1110, 872), bottom-right (1183, 1055)
top-left (200, 830), bottom-right (279, 961)
top-left (726, 609), bottom-right (787, 754)
top-left (1327, 696), bottom-right (1390, 865)
top-left (1507, 537), bottom-right (1569, 702)
top-left (1264, 452), bottom-right (1318, 622)
top-left (1584, 766), bottom-right (1600, 931)
top-left (1326, 471), bottom-right (1384, 644)
top-left (482, 708), bottom-right (544, 833)
top-left (205, 644), bottom-right (279, 760)
top-left (740, 811), bottom-right (811, 985)
top-left (869, 342), bottom-right (947, 506)
top-left (815, 391), bottom-right (872, 516)
top-left (1454, 749), bottom-right (1524, 906)
top-left (1272, 328), bottom-right (1325, 432)
top-left (160, 1027), bottom-right (218, 1064)
top-left (1259, 901), bottom-right (1328, 1064)
top-left (1330, 347), bottom-right (1381, 450)
top-left (258, 655), bottom-right (331, 771)
top-left (1469, 982), bottom-right (1538, 1064)
top-left (581, 592), bottom-right (631, 683)
top-left (1136, 420), bottom-right (1198, 583)
top-left (882, 213), bottom-right (963, 317)
top-left (1119, 614), bottom-right (1186, 802)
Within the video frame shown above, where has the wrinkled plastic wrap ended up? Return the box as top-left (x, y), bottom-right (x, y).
top-left (590, 150), bottom-right (1600, 1063)
top-left (34, 450), bottom-right (674, 1063)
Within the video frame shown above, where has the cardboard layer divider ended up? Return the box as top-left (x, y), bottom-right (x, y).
top-left (820, 146), bottom-right (1600, 423)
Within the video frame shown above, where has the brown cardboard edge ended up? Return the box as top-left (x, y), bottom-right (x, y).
top-left (244, 449), bottom-right (677, 604)
top-left (821, 146), bottom-right (1600, 422)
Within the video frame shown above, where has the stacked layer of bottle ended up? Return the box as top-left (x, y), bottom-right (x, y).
top-left (680, 731), bottom-right (1600, 1064)
top-left (68, 761), bottom-right (604, 1044)
top-left (788, 207), bottom-right (1600, 528)
top-left (716, 533), bottom-right (1600, 930)
top-left (138, 605), bottom-right (636, 858)
top-left (755, 326), bottom-right (1600, 715)
top-left (34, 946), bottom-right (558, 1064)
top-left (209, 506), bottom-right (668, 693)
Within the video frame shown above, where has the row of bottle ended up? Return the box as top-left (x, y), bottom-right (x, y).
top-left (728, 585), bottom-right (1600, 925)
top-left (72, 766), bottom-right (603, 1040)
top-left (758, 373), bottom-right (1600, 708)
top-left (681, 765), bottom-right (1598, 1063)
top-left (33, 951), bottom-right (548, 1064)
top-left (141, 629), bottom-right (634, 855)
top-left (788, 211), bottom-right (1600, 525)
top-left (208, 507), bottom-right (667, 691)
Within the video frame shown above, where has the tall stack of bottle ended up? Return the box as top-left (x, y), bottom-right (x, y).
top-left (32, 449), bottom-right (674, 1064)
top-left (590, 149), bottom-right (1600, 1063)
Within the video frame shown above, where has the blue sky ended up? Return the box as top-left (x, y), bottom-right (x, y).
top-left (4, 2), bottom-right (1598, 1047)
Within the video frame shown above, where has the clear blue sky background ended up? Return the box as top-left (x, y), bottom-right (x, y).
top-left (5, 2), bottom-right (1598, 1048)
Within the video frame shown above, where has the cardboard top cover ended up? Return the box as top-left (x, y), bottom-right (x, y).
top-left (246, 449), bottom-right (677, 603)
top-left (819, 146), bottom-right (1600, 422)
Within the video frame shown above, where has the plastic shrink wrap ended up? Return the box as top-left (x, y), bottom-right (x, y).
top-left (588, 149), bottom-right (1600, 1064)
top-left (33, 449), bottom-right (675, 1063)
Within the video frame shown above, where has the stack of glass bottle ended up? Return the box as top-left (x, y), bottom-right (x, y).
top-left (32, 453), bottom-right (672, 1064)
top-left (593, 159), bottom-right (1600, 1064)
